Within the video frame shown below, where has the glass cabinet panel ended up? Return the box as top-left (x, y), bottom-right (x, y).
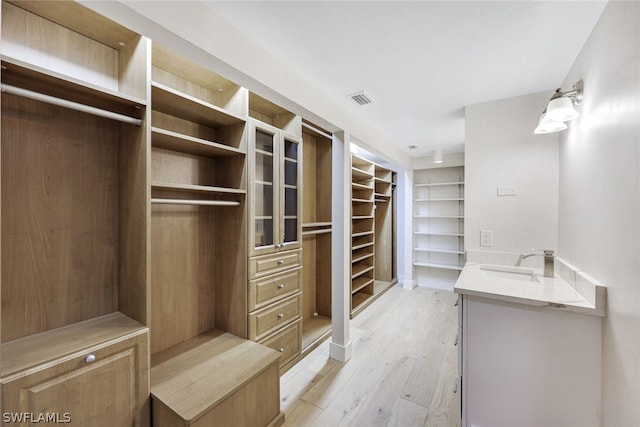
top-left (283, 139), bottom-right (299, 243)
top-left (254, 129), bottom-right (277, 249)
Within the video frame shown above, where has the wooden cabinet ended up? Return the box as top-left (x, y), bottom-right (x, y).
top-left (413, 166), bottom-right (465, 289)
top-left (248, 119), bottom-right (302, 256)
top-left (2, 315), bottom-right (149, 427)
top-left (1, 2), bottom-right (150, 424)
top-left (247, 96), bottom-right (303, 372)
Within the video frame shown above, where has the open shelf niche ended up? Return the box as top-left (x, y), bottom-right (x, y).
top-left (413, 165), bottom-right (465, 290)
top-left (301, 121), bottom-right (332, 353)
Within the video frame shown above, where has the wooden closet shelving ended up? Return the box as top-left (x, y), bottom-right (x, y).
top-left (349, 154), bottom-right (397, 318)
top-left (0, 1), bottom-right (286, 424)
top-left (1, 1), bottom-right (150, 424)
top-left (300, 121), bottom-right (333, 354)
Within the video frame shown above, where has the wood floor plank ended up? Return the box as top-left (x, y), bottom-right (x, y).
top-left (387, 397), bottom-right (429, 427)
top-left (279, 286), bottom-right (460, 427)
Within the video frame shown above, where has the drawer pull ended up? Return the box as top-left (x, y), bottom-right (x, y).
top-left (86, 354), bottom-right (96, 363)
top-left (277, 283), bottom-right (285, 289)
top-left (278, 347), bottom-right (284, 353)
top-left (277, 260), bottom-right (285, 265)
top-left (277, 313), bottom-right (284, 319)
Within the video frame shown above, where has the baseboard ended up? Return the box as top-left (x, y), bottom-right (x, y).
top-left (329, 340), bottom-right (352, 363)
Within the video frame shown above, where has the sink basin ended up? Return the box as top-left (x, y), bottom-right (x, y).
top-left (479, 265), bottom-right (539, 282)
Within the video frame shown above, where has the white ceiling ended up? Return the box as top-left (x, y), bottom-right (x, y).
top-left (203, 1), bottom-right (607, 157)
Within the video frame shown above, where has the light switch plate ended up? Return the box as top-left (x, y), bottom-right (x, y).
top-left (480, 230), bottom-right (493, 247)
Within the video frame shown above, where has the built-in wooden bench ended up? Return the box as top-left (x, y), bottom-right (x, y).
top-left (150, 329), bottom-right (284, 427)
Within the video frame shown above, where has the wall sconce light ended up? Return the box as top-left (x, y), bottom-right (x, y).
top-left (432, 149), bottom-right (443, 164)
top-left (534, 80), bottom-right (583, 134)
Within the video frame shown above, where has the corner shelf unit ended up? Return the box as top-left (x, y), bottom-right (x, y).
top-left (413, 167), bottom-right (465, 288)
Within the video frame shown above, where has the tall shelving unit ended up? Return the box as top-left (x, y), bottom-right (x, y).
top-left (351, 155), bottom-right (376, 316)
top-left (350, 154), bottom-right (397, 317)
top-left (301, 121), bottom-right (332, 356)
top-left (413, 166), bottom-right (465, 290)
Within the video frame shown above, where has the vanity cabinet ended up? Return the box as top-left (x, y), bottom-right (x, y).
top-left (458, 295), bottom-right (602, 427)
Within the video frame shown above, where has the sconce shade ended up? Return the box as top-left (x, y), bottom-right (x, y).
top-left (546, 96), bottom-right (580, 122)
top-left (433, 149), bottom-right (443, 163)
top-left (534, 113), bottom-right (567, 134)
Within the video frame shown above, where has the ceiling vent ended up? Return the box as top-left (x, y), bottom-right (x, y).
top-left (347, 91), bottom-right (375, 106)
top-left (408, 145), bottom-right (419, 150)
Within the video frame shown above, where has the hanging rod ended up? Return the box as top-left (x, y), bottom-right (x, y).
top-left (1, 84), bottom-right (142, 126)
top-left (151, 198), bottom-right (240, 207)
top-left (302, 121), bottom-right (332, 139)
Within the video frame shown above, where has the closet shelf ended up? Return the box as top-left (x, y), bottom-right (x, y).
top-left (302, 222), bottom-right (332, 228)
top-left (352, 231), bottom-right (374, 238)
top-left (414, 181), bottom-right (464, 187)
top-left (151, 198), bottom-right (240, 207)
top-left (301, 228), bottom-right (332, 236)
top-left (151, 81), bottom-right (245, 127)
top-left (414, 231), bottom-right (464, 237)
top-left (414, 215), bottom-right (464, 219)
top-left (351, 167), bottom-right (374, 179)
top-left (151, 182), bottom-right (246, 195)
top-left (351, 182), bottom-right (374, 190)
top-left (414, 198), bottom-right (464, 202)
top-left (351, 264), bottom-right (374, 280)
top-left (351, 276), bottom-right (374, 294)
top-left (352, 241), bottom-right (374, 251)
top-left (414, 247), bottom-right (464, 255)
top-left (413, 261), bottom-right (463, 271)
top-left (352, 197), bottom-right (373, 203)
top-left (352, 252), bottom-right (374, 263)
top-left (152, 127), bottom-right (245, 157)
top-left (1, 56), bottom-right (146, 117)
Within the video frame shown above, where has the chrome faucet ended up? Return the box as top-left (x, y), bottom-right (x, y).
top-left (515, 249), bottom-right (555, 278)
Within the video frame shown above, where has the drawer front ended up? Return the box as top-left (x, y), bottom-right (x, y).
top-left (2, 330), bottom-right (149, 427)
top-left (259, 319), bottom-right (302, 368)
top-left (249, 249), bottom-right (301, 279)
top-left (249, 293), bottom-right (302, 341)
top-left (249, 267), bottom-right (302, 311)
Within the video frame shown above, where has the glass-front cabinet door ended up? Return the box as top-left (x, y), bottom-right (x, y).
top-left (281, 133), bottom-right (302, 251)
top-left (249, 120), bottom-right (302, 256)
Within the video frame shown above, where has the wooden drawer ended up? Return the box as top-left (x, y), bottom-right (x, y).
top-left (249, 293), bottom-right (302, 341)
top-left (259, 319), bottom-right (302, 368)
top-left (249, 249), bottom-right (301, 279)
top-left (249, 267), bottom-right (302, 311)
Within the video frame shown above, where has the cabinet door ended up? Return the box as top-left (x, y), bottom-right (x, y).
top-left (280, 132), bottom-right (302, 251)
top-left (2, 332), bottom-right (149, 427)
top-left (249, 120), bottom-right (280, 256)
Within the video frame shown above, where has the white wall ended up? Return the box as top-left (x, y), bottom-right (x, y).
top-left (557, 2), bottom-right (640, 425)
top-left (465, 93), bottom-right (559, 253)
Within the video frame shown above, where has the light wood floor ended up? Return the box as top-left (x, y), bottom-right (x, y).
top-left (280, 285), bottom-right (460, 427)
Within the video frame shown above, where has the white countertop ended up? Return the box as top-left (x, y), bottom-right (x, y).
top-left (454, 262), bottom-right (606, 317)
